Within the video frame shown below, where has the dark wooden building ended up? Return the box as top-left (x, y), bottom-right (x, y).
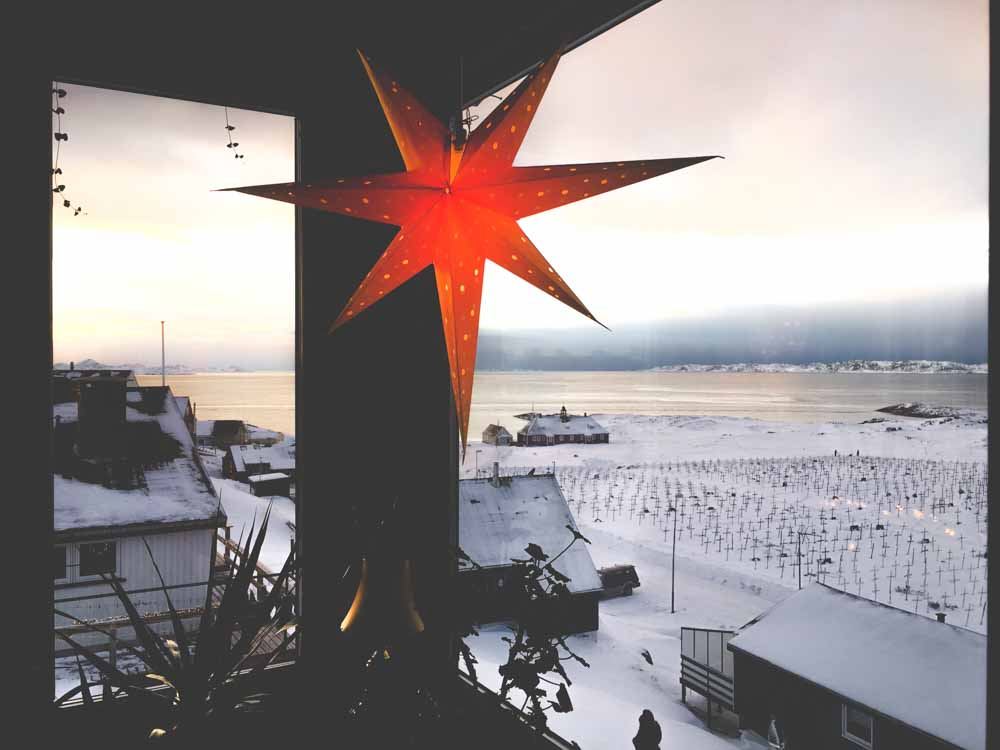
top-left (52, 368), bottom-right (139, 405)
top-left (516, 408), bottom-right (609, 446)
top-left (223, 443), bottom-right (296, 483)
top-left (457, 469), bottom-right (601, 635)
top-left (211, 419), bottom-right (247, 449)
top-left (727, 583), bottom-right (986, 750)
top-left (248, 472), bottom-right (293, 498)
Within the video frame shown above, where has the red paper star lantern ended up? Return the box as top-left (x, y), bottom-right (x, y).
top-left (225, 49), bottom-right (720, 454)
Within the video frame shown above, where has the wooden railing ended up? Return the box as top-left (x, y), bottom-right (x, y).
top-left (216, 526), bottom-right (296, 603)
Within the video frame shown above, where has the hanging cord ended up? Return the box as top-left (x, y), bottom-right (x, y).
top-left (458, 55), bottom-right (482, 137)
top-left (448, 56), bottom-right (469, 149)
top-left (51, 83), bottom-right (86, 216)
top-left (224, 106), bottom-right (245, 160)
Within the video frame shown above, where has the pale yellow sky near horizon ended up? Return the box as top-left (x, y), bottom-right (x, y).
top-left (52, 0), bottom-right (988, 368)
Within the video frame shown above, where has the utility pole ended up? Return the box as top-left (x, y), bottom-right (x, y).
top-left (160, 320), bottom-right (166, 387)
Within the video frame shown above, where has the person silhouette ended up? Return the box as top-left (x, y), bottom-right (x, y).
top-left (633, 709), bottom-right (661, 750)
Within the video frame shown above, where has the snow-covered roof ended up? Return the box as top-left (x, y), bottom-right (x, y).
top-left (227, 443), bottom-right (295, 474)
top-left (53, 368), bottom-right (138, 384)
top-left (54, 389), bottom-right (222, 533)
top-left (483, 424), bottom-right (512, 437)
top-left (458, 475), bottom-right (602, 594)
top-left (518, 414), bottom-right (608, 437)
top-left (247, 472), bottom-right (290, 483)
top-left (247, 423), bottom-right (283, 441)
top-left (728, 583), bottom-right (986, 750)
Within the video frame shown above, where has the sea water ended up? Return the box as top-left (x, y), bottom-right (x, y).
top-left (140, 371), bottom-right (987, 440)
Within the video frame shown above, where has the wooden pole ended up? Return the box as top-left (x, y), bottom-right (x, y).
top-left (160, 320), bottom-right (165, 387)
top-left (108, 628), bottom-right (117, 671)
top-left (671, 507), bottom-right (677, 614)
top-left (798, 531), bottom-right (802, 590)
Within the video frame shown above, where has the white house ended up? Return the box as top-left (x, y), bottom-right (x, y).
top-left (53, 374), bottom-right (225, 655)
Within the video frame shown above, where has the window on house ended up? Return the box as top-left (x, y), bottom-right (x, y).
top-left (54, 546), bottom-right (67, 580)
top-left (79, 541), bottom-right (117, 577)
top-left (842, 704), bottom-right (874, 749)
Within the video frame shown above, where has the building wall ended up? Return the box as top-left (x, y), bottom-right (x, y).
top-left (251, 477), bottom-right (292, 497)
top-left (222, 452), bottom-right (236, 479)
top-left (55, 527), bottom-right (216, 649)
top-left (518, 433), bottom-right (609, 446)
top-left (457, 567), bottom-right (599, 635)
top-left (732, 650), bottom-right (957, 750)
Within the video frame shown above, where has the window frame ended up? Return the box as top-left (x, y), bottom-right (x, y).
top-left (841, 703), bottom-right (875, 749)
top-left (78, 540), bottom-right (117, 578)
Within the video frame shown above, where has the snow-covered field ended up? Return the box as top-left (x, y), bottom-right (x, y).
top-left (60, 408), bottom-right (987, 749)
top-left (459, 409), bottom-right (987, 748)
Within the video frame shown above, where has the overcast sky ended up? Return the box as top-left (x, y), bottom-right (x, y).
top-left (53, 0), bottom-right (988, 368)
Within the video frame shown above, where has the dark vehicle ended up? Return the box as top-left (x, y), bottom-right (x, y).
top-left (598, 564), bottom-right (640, 598)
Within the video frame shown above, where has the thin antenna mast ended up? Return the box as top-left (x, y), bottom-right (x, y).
top-left (161, 320), bottom-right (165, 387)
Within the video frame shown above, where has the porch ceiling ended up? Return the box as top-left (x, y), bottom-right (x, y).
top-left (50, 2), bottom-right (660, 120)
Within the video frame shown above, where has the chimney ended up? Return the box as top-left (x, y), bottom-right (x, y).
top-left (69, 361), bottom-right (74, 371)
top-left (77, 375), bottom-right (127, 458)
top-left (492, 461), bottom-right (500, 486)
top-left (936, 612), bottom-right (946, 623)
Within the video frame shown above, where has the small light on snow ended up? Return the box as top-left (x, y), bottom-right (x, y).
top-left (913, 509), bottom-right (924, 519)
top-left (848, 542), bottom-right (856, 551)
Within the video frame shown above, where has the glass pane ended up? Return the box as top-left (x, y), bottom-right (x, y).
top-left (454, 3), bottom-right (987, 747)
top-left (79, 542), bottom-right (115, 576)
top-left (52, 83), bottom-right (297, 703)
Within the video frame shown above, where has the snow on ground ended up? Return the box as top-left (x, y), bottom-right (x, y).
top-left (55, 649), bottom-right (149, 700)
top-left (67, 413), bottom-right (983, 747)
top-left (467, 521), bottom-right (788, 748)
top-left (466, 410), bottom-right (987, 474)
top-left (458, 408), bottom-right (986, 748)
top-left (195, 446), bottom-right (296, 573)
top-left (213, 478), bottom-right (295, 573)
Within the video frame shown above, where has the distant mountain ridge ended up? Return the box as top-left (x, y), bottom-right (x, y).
top-left (649, 360), bottom-right (987, 374)
top-left (53, 358), bottom-right (247, 374)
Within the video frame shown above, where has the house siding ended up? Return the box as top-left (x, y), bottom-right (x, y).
top-left (55, 528), bottom-right (216, 650)
top-left (732, 650), bottom-right (961, 750)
